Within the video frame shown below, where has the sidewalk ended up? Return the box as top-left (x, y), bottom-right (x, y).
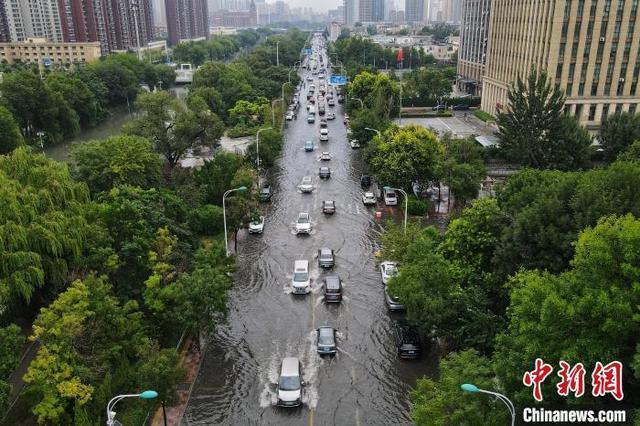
top-left (150, 335), bottom-right (203, 426)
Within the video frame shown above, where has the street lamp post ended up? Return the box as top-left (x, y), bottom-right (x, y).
top-left (276, 41), bottom-right (280, 66)
top-left (461, 384), bottom-right (515, 426)
top-left (364, 127), bottom-right (381, 137)
top-left (351, 97), bottom-right (364, 108)
top-left (222, 186), bottom-right (248, 256)
top-left (106, 390), bottom-right (158, 426)
top-left (383, 186), bottom-right (408, 234)
top-left (256, 127), bottom-right (273, 187)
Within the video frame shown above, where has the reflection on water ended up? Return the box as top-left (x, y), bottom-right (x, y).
top-left (44, 86), bottom-right (189, 163)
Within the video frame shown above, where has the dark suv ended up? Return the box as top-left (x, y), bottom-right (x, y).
top-left (323, 275), bottom-right (342, 303)
top-left (322, 200), bottom-right (336, 214)
top-left (394, 322), bottom-right (422, 359)
top-left (259, 185), bottom-right (272, 202)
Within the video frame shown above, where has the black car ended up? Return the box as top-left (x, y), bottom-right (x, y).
top-left (317, 326), bottom-right (337, 354)
top-left (360, 175), bottom-right (372, 188)
top-left (319, 167), bottom-right (331, 179)
top-left (322, 200), bottom-right (336, 214)
top-left (259, 185), bottom-right (273, 202)
top-left (432, 104), bottom-right (447, 112)
top-left (394, 322), bottom-right (422, 359)
top-left (323, 275), bottom-right (342, 303)
top-left (452, 104), bottom-right (470, 111)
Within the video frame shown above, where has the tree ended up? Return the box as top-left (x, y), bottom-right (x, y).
top-left (0, 324), bottom-right (23, 417)
top-left (194, 152), bottom-right (244, 204)
top-left (497, 67), bottom-right (584, 169)
top-left (228, 98), bottom-right (270, 128)
top-left (124, 91), bottom-right (224, 168)
top-left (599, 112), bottom-right (640, 162)
top-left (617, 140), bottom-right (640, 162)
top-left (411, 350), bottom-right (508, 425)
top-left (495, 215), bottom-right (640, 405)
top-left (187, 87), bottom-right (226, 120)
top-left (438, 136), bottom-right (486, 208)
top-left (85, 59), bottom-right (139, 107)
top-left (349, 107), bottom-right (391, 144)
top-left (403, 68), bottom-right (451, 101)
top-left (47, 72), bottom-right (99, 128)
top-left (0, 148), bottom-right (90, 311)
top-left (71, 135), bottom-right (162, 193)
top-left (349, 72), bottom-right (400, 119)
top-left (545, 115), bottom-right (592, 170)
top-left (244, 129), bottom-right (284, 168)
top-left (0, 106), bottom-right (23, 154)
top-left (368, 125), bottom-right (444, 191)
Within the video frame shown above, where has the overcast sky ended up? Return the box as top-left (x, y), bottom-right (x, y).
top-left (285, 0), bottom-right (341, 13)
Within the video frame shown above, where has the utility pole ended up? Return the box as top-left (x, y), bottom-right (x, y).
top-left (131, 0), bottom-right (142, 61)
top-left (276, 41), bottom-right (279, 66)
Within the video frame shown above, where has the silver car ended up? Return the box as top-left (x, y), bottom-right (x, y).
top-left (385, 287), bottom-right (405, 312)
top-left (299, 176), bottom-right (314, 193)
top-left (277, 357), bottom-right (304, 407)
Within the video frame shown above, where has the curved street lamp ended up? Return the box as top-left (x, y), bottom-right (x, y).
top-left (364, 127), bottom-right (381, 136)
top-left (351, 97), bottom-right (364, 108)
top-left (383, 186), bottom-right (409, 234)
top-left (222, 186), bottom-right (248, 256)
top-left (461, 384), bottom-right (515, 426)
top-left (106, 390), bottom-right (158, 425)
top-left (256, 127), bottom-right (273, 187)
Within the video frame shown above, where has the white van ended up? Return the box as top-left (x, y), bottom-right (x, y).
top-left (277, 357), bottom-right (304, 407)
top-left (384, 188), bottom-right (398, 206)
top-left (292, 260), bottom-right (310, 294)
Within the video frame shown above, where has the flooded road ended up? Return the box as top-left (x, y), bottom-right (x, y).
top-left (183, 40), bottom-right (437, 426)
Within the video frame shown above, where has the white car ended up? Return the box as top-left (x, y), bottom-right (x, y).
top-left (277, 357), bottom-right (304, 406)
top-left (320, 128), bottom-right (329, 141)
top-left (350, 139), bottom-right (361, 149)
top-left (362, 192), bottom-right (377, 205)
top-left (285, 111), bottom-right (294, 120)
top-left (326, 112), bottom-right (336, 120)
top-left (291, 260), bottom-right (311, 294)
top-left (295, 212), bottom-right (312, 234)
top-left (320, 152), bottom-right (331, 161)
top-left (384, 188), bottom-right (398, 206)
top-left (298, 176), bottom-right (314, 193)
top-left (248, 216), bottom-right (265, 234)
top-left (380, 261), bottom-right (399, 285)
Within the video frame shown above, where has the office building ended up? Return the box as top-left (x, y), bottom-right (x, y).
top-left (165, 0), bottom-right (208, 46)
top-left (358, 0), bottom-right (384, 22)
top-left (457, 0), bottom-right (490, 95)
top-left (0, 36), bottom-right (101, 64)
top-left (482, 0), bottom-right (640, 129)
top-left (405, 0), bottom-right (424, 23)
top-left (211, 0), bottom-right (256, 27)
top-left (344, 0), bottom-right (359, 25)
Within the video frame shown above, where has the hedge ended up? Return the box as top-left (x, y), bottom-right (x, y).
top-left (402, 96), bottom-right (481, 108)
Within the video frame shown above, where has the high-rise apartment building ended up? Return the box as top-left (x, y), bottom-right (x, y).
top-left (457, 0), bottom-right (490, 95)
top-left (165, 0), bottom-right (208, 46)
top-left (482, 0), bottom-right (640, 128)
top-left (3, 0), bottom-right (64, 42)
top-left (405, 0), bottom-right (424, 23)
top-left (358, 0), bottom-right (384, 22)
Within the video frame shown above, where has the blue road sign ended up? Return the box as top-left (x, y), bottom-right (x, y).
top-left (304, 48), bottom-right (312, 55)
top-left (329, 75), bottom-right (348, 86)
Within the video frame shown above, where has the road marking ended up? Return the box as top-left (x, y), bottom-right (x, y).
top-left (355, 407), bottom-right (361, 426)
top-left (309, 408), bottom-right (315, 426)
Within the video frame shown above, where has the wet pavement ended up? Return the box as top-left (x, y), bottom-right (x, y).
top-left (182, 39), bottom-right (438, 426)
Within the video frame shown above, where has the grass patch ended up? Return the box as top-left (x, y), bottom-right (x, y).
top-left (474, 110), bottom-right (495, 122)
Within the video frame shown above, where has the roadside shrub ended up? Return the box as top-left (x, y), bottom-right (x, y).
top-left (407, 198), bottom-right (430, 216)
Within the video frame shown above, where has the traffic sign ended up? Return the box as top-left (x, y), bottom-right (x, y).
top-left (303, 48), bottom-right (312, 55)
top-left (329, 75), bottom-right (348, 86)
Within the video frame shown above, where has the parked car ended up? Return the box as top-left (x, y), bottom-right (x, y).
top-left (326, 112), bottom-right (336, 120)
top-left (319, 119), bottom-right (328, 128)
top-left (291, 259), bottom-right (310, 294)
top-left (432, 104), bottom-right (447, 112)
top-left (319, 128), bottom-right (329, 141)
top-left (259, 185), bottom-right (273, 202)
top-left (304, 140), bottom-right (314, 152)
top-left (328, 98), bottom-right (335, 107)
top-left (385, 287), bottom-right (405, 312)
top-left (248, 216), bottom-right (265, 234)
top-left (350, 139), bottom-right (361, 149)
top-left (322, 200), bottom-right (336, 214)
top-left (317, 326), bottom-right (337, 354)
top-left (380, 261), bottom-right (399, 284)
top-left (360, 175), bottom-right (372, 188)
top-left (319, 167), bottom-right (331, 179)
top-left (295, 212), bottom-right (312, 234)
top-left (285, 111), bottom-right (294, 121)
top-left (452, 104), bottom-right (470, 111)
top-left (318, 247), bottom-right (335, 268)
top-left (320, 152), bottom-right (331, 161)
top-left (383, 188), bottom-right (398, 206)
top-left (343, 114), bottom-right (349, 124)
top-left (276, 357), bottom-right (304, 407)
top-left (323, 275), bottom-right (343, 303)
top-left (318, 106), bottom-right (326, 116)
top-left (307, 76), bottom-right (313, 81)
top-left (362, 192), bottom-right (377, 205)
top-left (394, 321), bottom-right (422, 359)
top-left (298, 176), bottom-right (314, 193)
top-left (307, 114), bottom-right (315, 123)
top-left (338, 95), bottom-right (344, 104)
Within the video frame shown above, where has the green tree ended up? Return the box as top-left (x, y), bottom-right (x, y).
top-left (438, 136), bottom-right (486, 208)
top-left (0, 106), bottom-right (23, 154)
top-left (187, 87), bottom-right (226, 120)
top-left (497, 67), bottom-right (589, 169)
top-left (411, 350), bottom-right (507, 425)
top-left (228, 98), bottom-right (270, 128)
top-left (124, 91), bottom-right (224, 168)
top-left (194, 152), bottom-right (244, 204)
top-left (368, 125), bottom-right (444, 190)
top-left (495, 215), bottom-right (640, 405)
top-left (47, 72), bottom-right (99, 128)
top-left (403, 68), bottom-right (451, 101)
top-left (599, 112), bottom-right (640, 162)
top-left (617, 140), bottom-right (640, 162)
top-left (71, 135), bottom-right (162, 193)
top-left (244, 129), bottom-right (283, 168)
top-left (85, 59), bottom-right (139, 107)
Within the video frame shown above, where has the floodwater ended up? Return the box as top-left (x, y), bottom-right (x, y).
top-left (182, 38), bottom-right (438, 426)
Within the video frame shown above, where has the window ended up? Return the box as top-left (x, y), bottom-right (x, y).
top-left (572, 42), bottom-right (579, 58)
top-left (575, 104), bottom-right (584, 119)
top-left (566, 83), bottom-right (573, 95)
top-left (579, 83), bottom-right (585, 95)
top-left (588, 104), bottom-right (597, 120)
top-left (605, 83), bottom-right (611, 95)
top-left (584, 42), bottom-right (592, 58)
top-left (556, 63), bottom-right (563, 78)
top-left (594, 63), bottom-right (602, 79)
top-left (569, 63), bottom-right (576, 79)
top-left (616, 104), bottom-right (623, 114)
top-left (602, 104), bottom-right (610, 121)
top-left (610, 41), bottom-right (618, 57)
top-left (617, 82), bottom-right (625, 95)
top-left (630, 104), bottom-right (638, 115)
top-left (592, 83), bottom-right (599, 96)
